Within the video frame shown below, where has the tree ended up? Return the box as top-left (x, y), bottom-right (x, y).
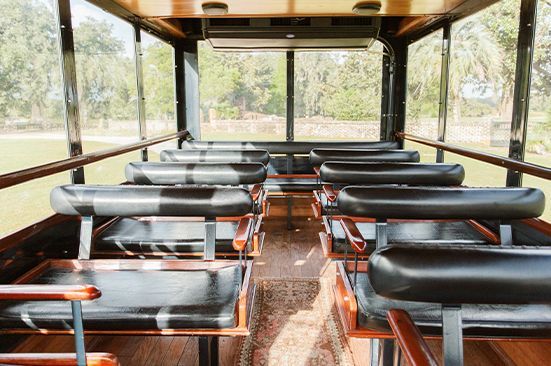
top-left (0, 0), bottom-right (62, 124)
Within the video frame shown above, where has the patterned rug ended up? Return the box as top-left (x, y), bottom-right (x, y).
top-left (237, 278), bottom-right (354, 366)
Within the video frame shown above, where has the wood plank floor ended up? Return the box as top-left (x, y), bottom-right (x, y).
top-left (11, 210), bottom-right (551, 365)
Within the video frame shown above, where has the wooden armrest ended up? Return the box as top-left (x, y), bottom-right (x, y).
top-left (339, 218), bottom-right (367, 253)
top-left (0, 285), bottom-right (101, 301)
top-left (0, 352), bottom-right (120, 366)
top-left (387, 309), bottom-right (438, 366)
top-left (322, 184), bottom-right (338, 202)
top-left (250, 184), bottom-right (262, 202)
top-left (233, 217), bottom-right (254, 251)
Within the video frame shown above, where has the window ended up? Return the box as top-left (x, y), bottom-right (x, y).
top-left (0, 0), bottom-right (66, 173)
top-left (525, 0), bottom-right (551, 221)
top-left (444, 0), bottom-right (521, 186)
top-left (405, 30), bottom-right (443, 162)
top-left (142, 31), bottom-right (176, 137)
top-left (72, 0), bottom-right (139, 154)
top-left (199, 42), bottom-right (286, 141)
top-left (294, 44), bottom-right (383, 141)
top-left (0, 0), bottom-right (71, 235)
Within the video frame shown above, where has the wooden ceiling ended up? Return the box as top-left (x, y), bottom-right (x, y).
top-left (113, 0), bottom-right (468, 18)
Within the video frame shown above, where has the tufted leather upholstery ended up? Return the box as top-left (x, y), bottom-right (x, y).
top-left (160, 149), bottom-right (270, 164)
top-left (337, 186), bottom-right (545, 220)
top-left (50, 185), bottom-right (252, 217)
top-left (95, 219), bottom-right (249, 254)
top-left (125, 162), bottom-right (267, 185)
top-left (180, 141), bottom-right (399, 155)
top-left (328, 220), bottom-right (487, 254)
top-left (310, 149), bottom-right (419, 167)
top-left (369, 245), bottom-right (551, 305)
top-left (0, 264), bottom-right (241, 330)
top-left (320, 162), bottom-right (465, 186)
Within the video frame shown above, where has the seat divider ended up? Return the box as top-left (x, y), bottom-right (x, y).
top-left (375, 219), bottom-right (388, 248)
top-left (78, 216), bottom-right (93, 260)
top-left (71, 300), bottom-right (86, 366)
top-left (499, 221), bottom-right (513, 246)
top-left (442, 305), bottom-right (464, 366)
top-left (204, 217), bottom-right (216, 261)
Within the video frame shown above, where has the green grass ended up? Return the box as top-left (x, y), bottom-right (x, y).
top-left (0, 140), bottom-right (159, 236)
top-left (1, 137), bottom-right (549, 236)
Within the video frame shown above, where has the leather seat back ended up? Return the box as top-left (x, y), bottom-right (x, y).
top-left (50, 185), bottom-right (253, 217)
top-left (337, 186), bottom-right (545, 220)
top-left (320, 162), bottom-right (464, 186)
top-left (369, 245), bottom-right (551, 304)
top-left (310, 149), bottom-right (420, 167)
top-left (160, 149), bottom-right (270, 164)
top-left (180, 141), bottom-right (399, 155)
top-left (125, 162), bottom-right (267, 185)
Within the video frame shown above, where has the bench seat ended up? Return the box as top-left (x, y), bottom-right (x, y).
top-left (327, 220), bottom-right (488, 254)
top-left (264, 178), bottom-right (319, 193)
top-left (0, 262), bottom-right (241, 330)
top-left (354, 270), bottom-right (551, 337)
top-left (95, 218), bottom-right (247, 254)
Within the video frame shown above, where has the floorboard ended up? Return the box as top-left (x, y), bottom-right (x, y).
top-left (7, 211), bottom-right (551, 365)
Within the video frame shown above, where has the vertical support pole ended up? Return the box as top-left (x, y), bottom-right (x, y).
top-left (286, 154), bottom-right (293, 230)
top-left (286, 51), bottom-right (295, 142)
top-left (506, 0), bottom-right (538, 187)
top-left (370, 338), bottom-right (396, 366)
top-left (375, 219), bottom-right (388, 248)
top-left (389, 38), bottom-right (408, 148)
top-left (175, 40), bottom-right (200, 142)
top-left (78, 216), bottom-right (93, 260)
top-left (380, 48), bottom-right (395, 141)
top-left (204, 217), bottom-right (216, 261)
top-left (436, 22), bottom-right (452, 163)
top-left (499, 222), bottom-right (513, 246)
top-left (442, 306), bottom-right (464, 366)
top-left (71, 300), bottom-right (86, 366)
top-left (134, 22), bottom-right (148, 161)
top-left (56, 0), bottom-right (84, 184)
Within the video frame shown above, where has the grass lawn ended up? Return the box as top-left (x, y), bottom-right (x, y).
top-left (0, 140), bottom-right (160, 236)
top-left (1, 137), bottom-right (549, 236)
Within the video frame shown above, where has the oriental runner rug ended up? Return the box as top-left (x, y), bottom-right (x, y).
top-left (237, 278), bottom-right (354, 366)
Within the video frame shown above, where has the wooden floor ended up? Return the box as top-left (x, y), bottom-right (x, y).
top-left (11, 204), bottom-right (551, 365)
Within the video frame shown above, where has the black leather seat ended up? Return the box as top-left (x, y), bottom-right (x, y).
top-left (362, 245), bottom-right (551, 337)
top-left (125, 162), bottom-right (267, 185)
top-left (264, 177), bottom-right (320, 193)
top-left (180, 140), bottom-right (399, 155)
top-left (95, 219), bottom-right (245, 254)
top-left (310, 149), bottom-right (420, 167)
top-left (160, 149), bottom-right (270, 165)
top-left (0, 263), bottom-right (241, 330)
top-left (328, 221), bottom-right (487, 254)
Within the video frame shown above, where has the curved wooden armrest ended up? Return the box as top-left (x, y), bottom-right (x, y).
top-left (0, 352), bottom-right (120, 366)
top-left (322, 184), bottom-right (338, 202)
top-left (339, 218), bottom-right (367, 253)
top-left (233, 217), bottom-right (254, 251)
top-left (0, 285), bottom-right (101, 301)
top-left (250, 184), bottom-right (262, 202)
top-left (387, 309), bottom-right (438, 366)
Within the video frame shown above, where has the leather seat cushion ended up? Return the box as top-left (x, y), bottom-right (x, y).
top-left (354, 271), bottom-right (551, 337)
top-left (329, 220), bottom-right (488, 253)
top-left (95, 219), bottom-right (247, 253)
top-left (0, 265), bottom-right (241, 330)
top-left (264, 178), bottom-right (319, 193)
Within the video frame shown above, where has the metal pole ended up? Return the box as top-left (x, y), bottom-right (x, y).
top-left (134, 21), bottom-right (148, 161)
top-left (71, 300), bottom-right (86, 366)
top-left (389, 38), bottom-right (408, 148)
top-left (442, 306), bottom-right (464, 366)
top-left (380, 51), bottom-right (395, 141)
top-left (436, 22), bottom-right (451, 163)
top-left (174, 40), bottom-right (200, 142)
top-left (506, 0), bottom-right (538, 186)
top-left (56, 0), bottom-right (84, 184)
top-left (286, 51), bottom-right (295, 141)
